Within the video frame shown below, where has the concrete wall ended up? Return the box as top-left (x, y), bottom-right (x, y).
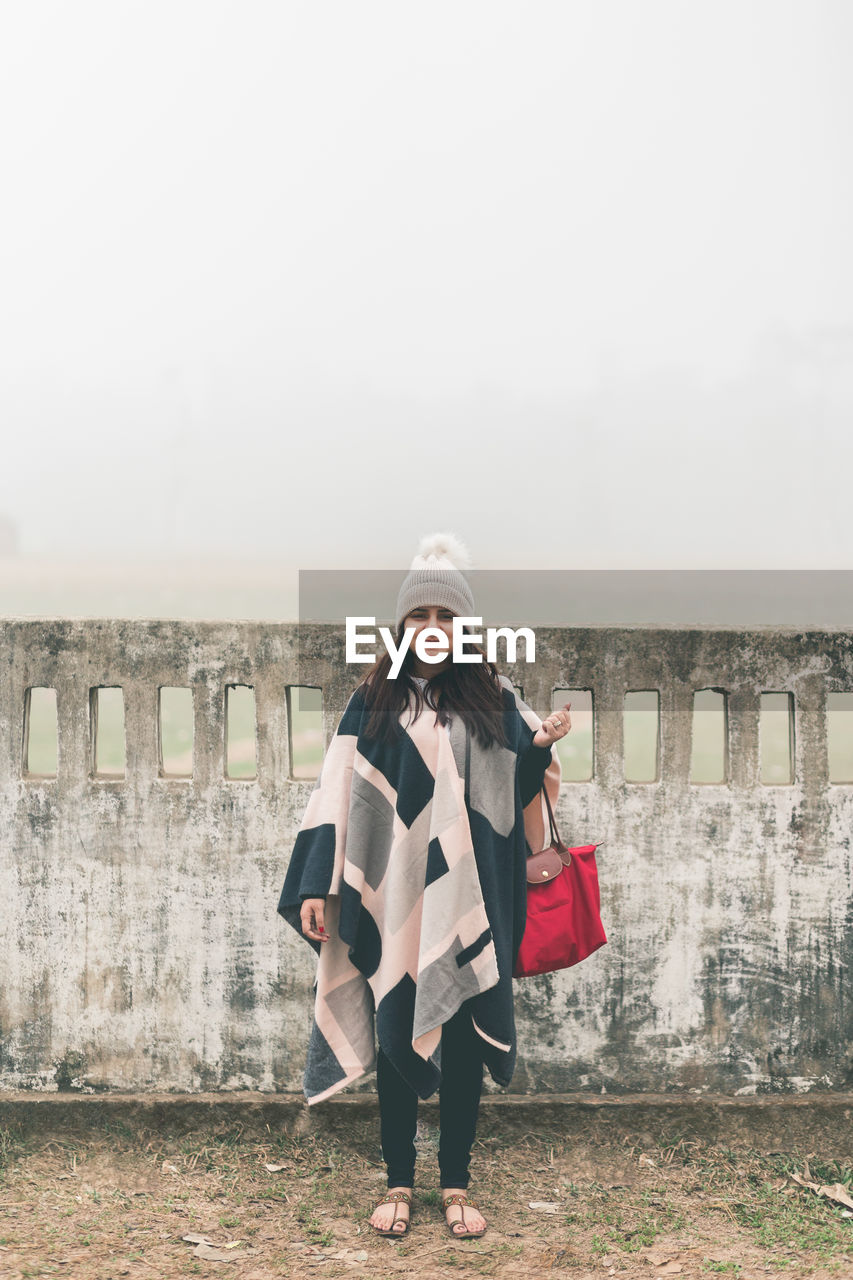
top-left (1, 619), bottom-right (851, 1096)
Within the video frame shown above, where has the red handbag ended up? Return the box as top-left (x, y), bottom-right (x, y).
top-left (513, 785), bottom-right (607, 978)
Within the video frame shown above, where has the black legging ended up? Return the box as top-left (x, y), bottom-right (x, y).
top-left (377, 1004), bottom-right (484, 1189)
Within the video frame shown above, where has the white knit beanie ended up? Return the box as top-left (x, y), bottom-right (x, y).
top-left (395, 532), bottom-right (475, 629)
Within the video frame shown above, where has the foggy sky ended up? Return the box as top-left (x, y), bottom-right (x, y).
top-left (1, 1), bottom-right (852, 574)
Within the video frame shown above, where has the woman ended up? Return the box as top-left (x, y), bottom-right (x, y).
top-left (278, 534), bottom-right (571, 1239)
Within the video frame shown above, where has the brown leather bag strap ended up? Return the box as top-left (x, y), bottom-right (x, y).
top-left (541, 782), bottom-right (566, 851)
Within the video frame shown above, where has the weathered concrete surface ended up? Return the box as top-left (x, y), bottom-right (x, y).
top-left (1, 1091), bottom-right (852, 1157)
top-left (1, 619), bottom-right (852, 1095)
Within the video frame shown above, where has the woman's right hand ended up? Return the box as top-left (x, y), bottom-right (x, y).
top-left (300, 897), bottom-right (329, 943)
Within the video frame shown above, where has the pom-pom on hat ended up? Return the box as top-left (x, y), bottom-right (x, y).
top-left (395, 532), bottom-right (475, 629)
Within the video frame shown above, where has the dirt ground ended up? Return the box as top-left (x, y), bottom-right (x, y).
top-left (1, 1105), bottom-right (852, 1280)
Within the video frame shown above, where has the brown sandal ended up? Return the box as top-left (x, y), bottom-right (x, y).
top-left (370, 1189), bottom-right (413, 1237)
top-left (442, 1192), bottom-right (486, 1239)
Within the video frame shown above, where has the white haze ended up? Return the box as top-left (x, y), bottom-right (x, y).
top-left (0, 1), bottom-right (851, 619)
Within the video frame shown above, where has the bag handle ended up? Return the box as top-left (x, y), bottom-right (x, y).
top-left (541, 782), bottom-right (568, 853)
top-left (468, 727), bottom-right (598, 856)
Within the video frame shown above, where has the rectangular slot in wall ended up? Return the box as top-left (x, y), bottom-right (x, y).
top-left (827, 691), bottom-right (853, 783)
top-left (158, 686), bottom-right (194, 778)
top-left (225, 684), bottom-right (257, 780)
top-left (759, 692), bottom-right (794, 784)
top-left (623, 690), bottom-right (660, 783)
top-left (287, 686), bottom-right (323, 780)
top-left (91, 687), bottom-right (126, 778)
top-left (552, 688), bottom-right (593, 782)
top-left (23, 687), bottom-right (58, 778)
top-left (689, 689), bottom-right (728, 784)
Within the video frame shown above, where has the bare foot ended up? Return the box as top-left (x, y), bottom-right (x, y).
top-left (368, 1186), bottom-right (412, 1234)
top-left (442, 1187), bottom-right (486, 1236)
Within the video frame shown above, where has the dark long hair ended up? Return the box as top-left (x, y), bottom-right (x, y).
top-left (358, 623), bottom-right (508, 748)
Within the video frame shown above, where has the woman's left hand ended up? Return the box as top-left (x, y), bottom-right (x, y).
top-left (532, 701), bottom-right (572, 747)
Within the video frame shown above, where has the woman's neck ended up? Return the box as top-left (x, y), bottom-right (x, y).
top-left (410, 658), bottom-right (451, 680)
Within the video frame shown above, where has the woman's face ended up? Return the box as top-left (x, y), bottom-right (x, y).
top-left (403, 604), bottom-right (455, 674)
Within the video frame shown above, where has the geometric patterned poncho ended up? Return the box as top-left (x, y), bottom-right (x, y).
top-left (277, 674), bottom-right (561, 1103)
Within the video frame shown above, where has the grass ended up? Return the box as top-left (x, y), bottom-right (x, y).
top-left (732, 1176), bottom-right (850, 1257)
top-left (0, 1124), bottom-right (26, 1178)
top-left (565, 1182), bottom-right (687, 1253)
top-left (0, 1118), bottom-right (850, 1277)
top-left (774, 1154), bottom-right (853, 1191)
